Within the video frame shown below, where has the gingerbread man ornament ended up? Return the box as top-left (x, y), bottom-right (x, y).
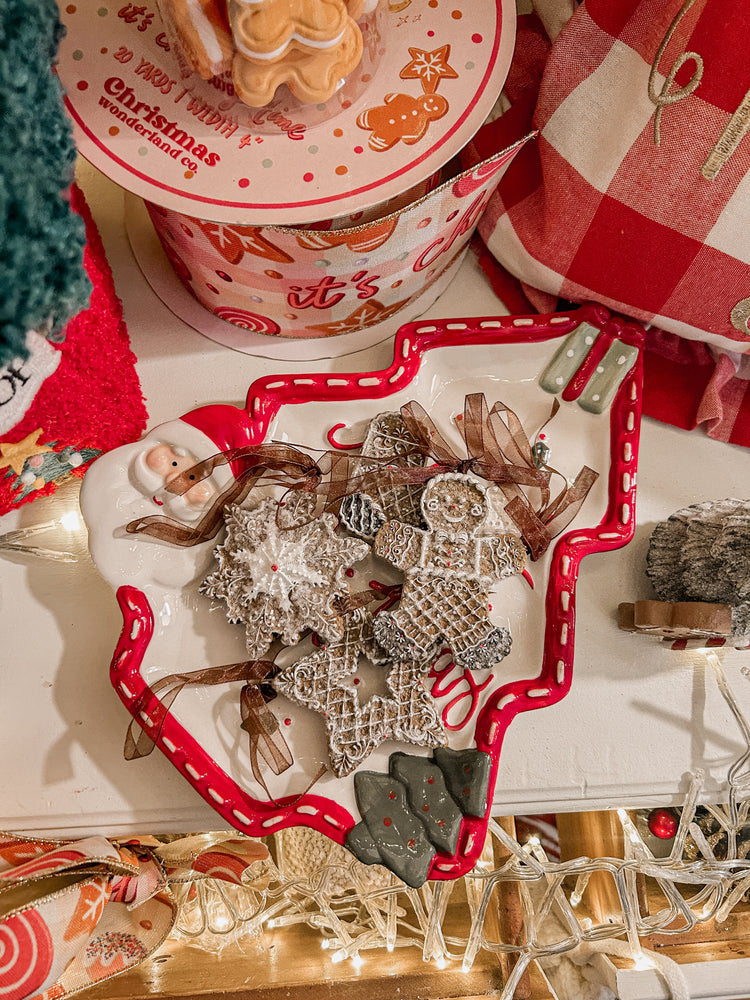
top-left (372, 473), bottom-right (527, 669)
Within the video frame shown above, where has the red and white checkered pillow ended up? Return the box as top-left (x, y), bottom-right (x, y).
top-left (472, 0), bottom-right (750, 442)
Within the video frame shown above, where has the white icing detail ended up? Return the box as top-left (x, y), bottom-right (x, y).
top-left (234, 26), bottom-right (346, 61)
top-left (185, 763), bottom-right (201, 780)
top-left (163, 738), bottom-right (177, 753)
top-left (233, 810), bottom-right (251, 825)
top-left (186, 0), bottom-right (227, 69)
top-left (238, 529), bottom-right (327, 611)
top-left (208, 787), bottom-right (224, 803)
top-left (556, 659), bottom-right (565, 684)
top-left (262, 814), bottom-right (283, 827)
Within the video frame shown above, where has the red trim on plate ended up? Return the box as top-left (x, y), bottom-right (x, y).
top-left (109, 304), bottom-right (644, 878)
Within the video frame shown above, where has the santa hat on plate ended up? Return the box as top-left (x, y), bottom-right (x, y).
top-left (180, 403), bottom-right (258, 479)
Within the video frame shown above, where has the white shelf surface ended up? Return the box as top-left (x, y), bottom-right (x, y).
top-left (1, 161), bottom-right (749, 840)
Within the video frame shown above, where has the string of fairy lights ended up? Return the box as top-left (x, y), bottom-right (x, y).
top-left (7, 503), bottom-right (749, 996)
top-left (166, 649), bottom-right (750, 999)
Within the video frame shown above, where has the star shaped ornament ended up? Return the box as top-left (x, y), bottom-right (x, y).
top-left (0, 428), bottom-right (54, 475)
top-left (273, 608), bottom-right (447, 777)
top-left (200, 499), bottom-right (369, 657)
top-left (399, 45), bottom-right (459, 93)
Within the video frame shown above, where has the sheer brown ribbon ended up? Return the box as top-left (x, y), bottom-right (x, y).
top-left (126, 442), bottom-right (323, 547)
top-left (399, 394), bottom-right (598, 559)
top-left (124, 395), bottom-right (597, 559)
top-left (124, 660), bottom-right (297, 801)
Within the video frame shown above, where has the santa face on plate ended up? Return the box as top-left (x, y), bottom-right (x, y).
top-left (81, 419), bottom-right (231, 591)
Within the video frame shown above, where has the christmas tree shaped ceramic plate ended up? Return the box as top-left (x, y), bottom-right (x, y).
top-left (81, 306), bottom-right (644, 886)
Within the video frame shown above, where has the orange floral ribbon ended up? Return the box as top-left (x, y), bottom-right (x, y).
top-left (0, 832), bottom-right (271, 1000)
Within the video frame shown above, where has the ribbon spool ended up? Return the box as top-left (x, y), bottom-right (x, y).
top-left (57, 0), bottom-right (519, 353)
top-left (136, 142), bottom-right (530, 348)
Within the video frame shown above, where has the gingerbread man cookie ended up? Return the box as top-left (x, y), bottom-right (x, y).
top-left (357, 92), bottom-right (449, 151)
top-left (230, 0), bottom-right (364, 105)
top-left (372, 473), bottom-right (527, 669)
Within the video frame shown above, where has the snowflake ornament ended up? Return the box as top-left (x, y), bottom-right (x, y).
top-left (273, 608), bottom-right (446, 777)
top-left (400, 45), bottom-right (459, 93)
top-left (200, 498), bottom-right (369, 657)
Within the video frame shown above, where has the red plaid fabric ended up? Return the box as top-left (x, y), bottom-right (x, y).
top-left (470, 0), bottom-right (750, 445)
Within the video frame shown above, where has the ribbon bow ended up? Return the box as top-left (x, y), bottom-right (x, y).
top-left (124, 660), bottom-right (295, 801)
top-left (399, 394), bottom-right (598, 559)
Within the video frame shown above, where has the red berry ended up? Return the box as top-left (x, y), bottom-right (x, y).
top-left (647, 808), bottom-right (678, 840)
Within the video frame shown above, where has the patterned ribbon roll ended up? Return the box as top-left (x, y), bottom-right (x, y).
top-left (0, 833), bottom-right (270, 1000)
top-left (141, 138), bottom-right (534, 342)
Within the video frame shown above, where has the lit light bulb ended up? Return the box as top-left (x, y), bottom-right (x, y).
top-left (60, 510), bottom-right (84, 532)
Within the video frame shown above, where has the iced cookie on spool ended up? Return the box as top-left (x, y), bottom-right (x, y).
top-left (155, 0), bottom-right (234, 80)
top-left (229, 0), bottom-right (365, 105)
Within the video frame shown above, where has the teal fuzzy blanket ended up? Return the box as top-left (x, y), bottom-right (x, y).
top-left (0, 0), bottom-right (90, 365)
